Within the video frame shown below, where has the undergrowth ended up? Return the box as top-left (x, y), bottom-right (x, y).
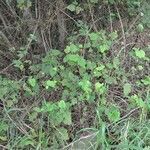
top-left (0, 0), bottom-right (150, 149)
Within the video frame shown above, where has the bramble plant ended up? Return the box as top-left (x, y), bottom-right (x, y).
top-left (0, 0), bottom-right (150, 149)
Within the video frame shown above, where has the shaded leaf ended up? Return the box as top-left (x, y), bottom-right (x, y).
top-left (123, 83), bottom-right (132, 96)
top-left (58, 127), bottom-right (69, 141)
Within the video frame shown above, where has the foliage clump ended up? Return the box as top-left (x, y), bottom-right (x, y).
top-left (0, 0), bottom-right (150, 149)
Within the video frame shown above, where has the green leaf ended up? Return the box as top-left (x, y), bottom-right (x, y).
top-left (29, 111), bottom-right (38, 122)
top-left (17, 49), bottom-right (28, 58)
top-left (90, 0), bottom-right (98, 3)
top-left (96, 65), bottom-right (105, 71)
top-left (64, 44), bottom-right (79, 53)
top-left (28, 34), bottom-right (37, 41)
top-left (64, 54), bottom-right (86, 68)
top-left (106, 106), bottom-right (120, 122)
top-left (95, 82), bottom-right (106, 95)
top-left (137, 24), bottom-right (144, 32)
top-left (19, 137), bottom-right (34, 148)
top-left (51, 50), bottom-right (62, 56)
top-left (6, 100), bottom-right (14, 107)
top-left (93, 65), bottom-right (105, 77)
top-left (49, 67), bottom-right (57, 77)
top-left (109, 31), bottom-right (118, 40)
top-left (67, 4), bottom-right (76, 12)
top-left (46, 103), bottom-right (55, 112)
top-left (113, 57), bottom-right (120, 68)
top-left (98, 44), bottom-right (110, 53)
top-left (143, 146), bottom-right (150, 150)
top-left (131, 95), bottom-right (145, 108)
top-left (0, 87), bottom-right (8, 99)
top-left (63, 111), bottom-right (72, 125)
top-left (0, 122), bottom-right (9, 132)
top-left (0, 136), bottom-right (7, 141)
top-left (58, 127), bottom-right (69, 141)
top-left (28, 77), bottom-right (36, 87)
top-left (123, 83), bottom-right (132, 96)
top-left (78, 57), bottom-right (86, 68)
top-left (141, 76), bottom-right (150, 85)
top-left (64, 54), bottom-right (79, 62)
top-left (13, 60), bottom-right (24, 70)
top-left (79, 79), bottom-right (92, 93)
top-left (46, 80), bottom-right (57, 89)
top-left (86, 61), bottom-right (96, 70)
top-left (58, 100), bottom-right (66, 109)
top-left (76, 6), bottom-right (83, 14)
top-left (89, 32), bottom-right (99, 41)
top-left (138, 65), bottom-right (143, 70)
top-left (134, 48), bottom-right (146, 59)
top-left (17, 0), bottom-right (32, 9)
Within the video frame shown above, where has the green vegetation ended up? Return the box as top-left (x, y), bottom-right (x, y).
top-left (0, 0), bottom-right (150, 149)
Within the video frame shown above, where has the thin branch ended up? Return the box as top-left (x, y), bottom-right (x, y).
top-left (115, 4), bottom-right (126, 57)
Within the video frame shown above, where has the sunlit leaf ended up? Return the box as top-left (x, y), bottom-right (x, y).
top-left (106, 105), bottom-right (120, 122)
top-left (28, 77), bottom-right (36, 87)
